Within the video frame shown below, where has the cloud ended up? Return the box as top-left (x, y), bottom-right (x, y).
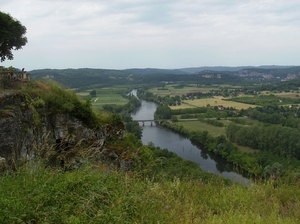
top-left (1, 0), bottom-right (300, 70)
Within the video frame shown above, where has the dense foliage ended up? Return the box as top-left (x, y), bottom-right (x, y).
top-left (226, 123), bottom-right (300, 159)
top-left (154, 105), bottom-right (172, 119)
top-left (228, 94), bottom-right (300, 106)
top-left (0, 11), bottom-right (27, 61)
top-left (240, 105), bottom-right (300, 128)
top-left (200, 118), bottom-right (224, 127)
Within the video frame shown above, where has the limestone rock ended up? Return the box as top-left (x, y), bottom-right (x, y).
top-left (0, 92), bottom-right (125, 168)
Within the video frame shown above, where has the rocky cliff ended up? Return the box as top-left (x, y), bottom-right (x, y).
top-left (0, 91), bottom-right (125, 169)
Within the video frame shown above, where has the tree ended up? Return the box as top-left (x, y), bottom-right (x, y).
top-left (154, 105), bottom-right (172, 119)
top-left (171, 115), bottom-right (178, 122)
top-left (90, 90), bottom-right (97, 97)
top-left (0, 11), bottom-right (27, 62)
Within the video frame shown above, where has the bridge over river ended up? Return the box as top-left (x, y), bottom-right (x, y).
top-left (133, 119), bottom-right (170, 126)
top-left (133, 118), bottom-right (198, 126)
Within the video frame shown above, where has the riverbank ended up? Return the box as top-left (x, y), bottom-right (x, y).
top-left (161, 121), bottom-right (262, 176)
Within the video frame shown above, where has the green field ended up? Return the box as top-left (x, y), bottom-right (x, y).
top-left (91, 95), bottom-right (128, 109)
top-left (76, 86), bottom-right (129, 109)
top-left (177, 120), bottom-right (226, 137)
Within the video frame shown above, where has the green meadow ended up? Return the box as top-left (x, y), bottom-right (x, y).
top-left (176, 120), bottom-right (226, 137)
top-left (76, 86), bottom-right (129, 109)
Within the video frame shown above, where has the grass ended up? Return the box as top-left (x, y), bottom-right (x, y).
top-left (90, 94), bottom-right (129, 109)
top-left (0, 163), bottom-right (300, 223)
top-left (171, 96), bottom-right (257, 110)
top-left (76, 86), bottom-right (129, 109)
top-left (232, 143), bottom-right (258, 153)
top-left (176, 120), bottom-right (226, 137)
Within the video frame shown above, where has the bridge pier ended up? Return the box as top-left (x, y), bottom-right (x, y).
top-left (135, 119), bottom-right (169, 126)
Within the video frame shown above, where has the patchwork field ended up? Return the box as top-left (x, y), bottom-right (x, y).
top-left (170, 96), bottom-right (257, 110)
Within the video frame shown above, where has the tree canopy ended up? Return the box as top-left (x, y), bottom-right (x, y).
top-left (0, 11), bottom-right (27, 62)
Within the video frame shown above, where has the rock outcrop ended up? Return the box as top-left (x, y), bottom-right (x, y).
top-left (0, 91), bottom-right (125, 169)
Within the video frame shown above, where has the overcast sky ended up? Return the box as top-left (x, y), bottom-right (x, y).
top-left (1, 0), bottom-right (300, 70)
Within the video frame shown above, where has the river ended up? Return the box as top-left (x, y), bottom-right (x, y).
top-left (130, 90), bottom-right (252, 185)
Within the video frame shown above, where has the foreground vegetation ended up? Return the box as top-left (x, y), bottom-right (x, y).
top-left (1, 159), bottom-right (300, 223)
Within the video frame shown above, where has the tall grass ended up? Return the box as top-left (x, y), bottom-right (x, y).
top-left (1, 134), bottom-right (300, 223)
top-left (0, 163), bottom-right (300, 223)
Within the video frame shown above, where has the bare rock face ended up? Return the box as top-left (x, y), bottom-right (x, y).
top-left (0, 92), bottom-right (125, 168)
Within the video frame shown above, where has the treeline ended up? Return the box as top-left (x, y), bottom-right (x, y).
top-left (226, 123), bottom-right (300, 159)
top-left (228, 94), bottom-right (300, 106)
top-left (154, 105), bottom-right (238, 120)
top-left (180, 91), bottom-right (214, 100)
top-left (137, 89), bottom-right (182, 106)
top-left (258, 77), bottom-right (300, 92)
top-left (240, 105), bottom-right (300, 128)
top-left (199, 119), bottom-right (224, 127)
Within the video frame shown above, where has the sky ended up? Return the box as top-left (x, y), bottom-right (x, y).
top-left (1, 0), bottom-right (300, 71)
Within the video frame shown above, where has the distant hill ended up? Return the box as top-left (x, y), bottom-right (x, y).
top-left (28, 66), bottom-right (300, 89)
top-left (257, 65), bottom-right (296, 69)
top-left (179, 65), bottom-right (297, 74)
top-left (235, 66), bottom-right (300, 80)
top-left (179, 66), bottom-right (255, 73)
top-left (28, 68), bottom-right (242, 89)
top-left (125, 68), bottom-right (189, 75)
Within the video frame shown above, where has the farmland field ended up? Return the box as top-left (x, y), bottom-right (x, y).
top-left (148, 85), bottom-right (216, 96)
top-left (90, 95), bottom-right (128, 109)
top-left (170, 96), bottom-right (257, 110)
top-left (176, 120), bottom-right (226, 137)
top-left (76, 86), bottom-right (129, 109)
